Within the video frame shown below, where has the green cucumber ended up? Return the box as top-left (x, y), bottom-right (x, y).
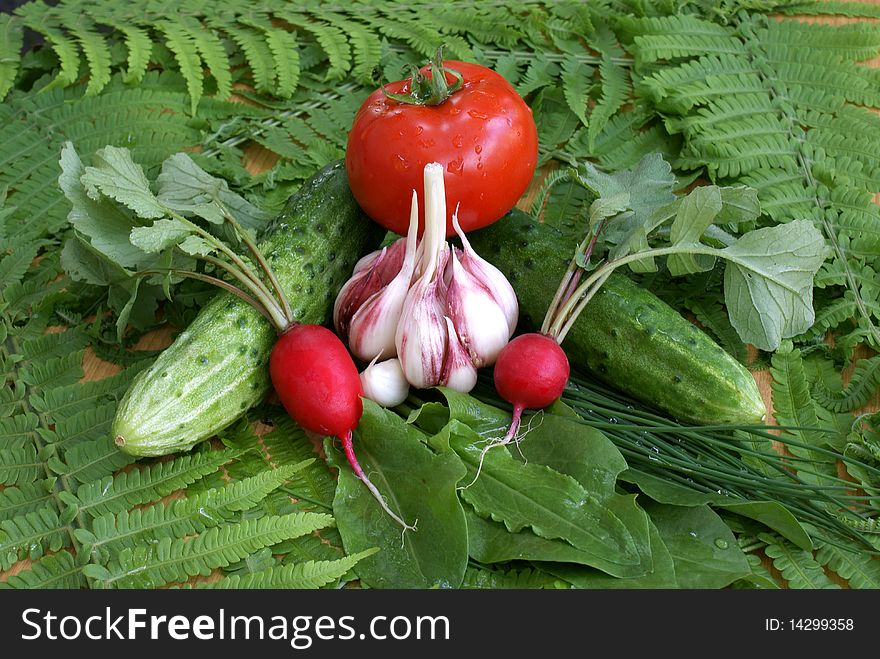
top-left (113, 161), bottom-right (385, 456)
top-left (470, 209), bottom-right (766, 425)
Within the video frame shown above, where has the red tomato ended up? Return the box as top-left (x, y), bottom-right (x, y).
top-left (345, 60), bottom-right (538, 237)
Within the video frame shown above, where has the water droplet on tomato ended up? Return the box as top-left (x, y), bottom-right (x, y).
top-left (474, 144), bottom-right (482, 154)
top-left (468, 109), bottom-right (489, 120)
top-left (393, 154), bottom-right (410, 172)
top-left (447, 157), bottom-right (464, 175)
top-left (452, 134), bottom-right (464, 148)
top-left (449, 107), bottom-right (461, 115)
top-left (416, 125), bottom-right (424, 135)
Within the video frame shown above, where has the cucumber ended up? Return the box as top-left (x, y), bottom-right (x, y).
top-left (469, 209), bottom-right (766, 425)
top-left (113, 161), bottom-right (385, 456)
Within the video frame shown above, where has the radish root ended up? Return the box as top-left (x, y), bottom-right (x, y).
top-left (340, 431), bottom-right (417, 532)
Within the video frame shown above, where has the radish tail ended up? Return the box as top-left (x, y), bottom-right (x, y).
top-left (459, 404), bottom-right (524, 490)
top-left (340, 430), bottom-right (417, 532)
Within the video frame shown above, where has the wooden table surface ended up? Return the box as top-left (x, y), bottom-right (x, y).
top-left (3, 3), bottom-right (880, 585)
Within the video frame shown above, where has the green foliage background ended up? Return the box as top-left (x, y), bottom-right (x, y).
top-left (2, 0), bottom-right (880, 588)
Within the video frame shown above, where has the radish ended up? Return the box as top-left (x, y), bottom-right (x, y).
top-left (270, 324), bottom-right (413, 529)
top-left (131, 190), bottom-right (415, 529)
top-left (492, 333), bottom-right (570, 443)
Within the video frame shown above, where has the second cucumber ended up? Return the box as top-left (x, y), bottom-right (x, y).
top-left (470, 209), bottom-right (766, 426)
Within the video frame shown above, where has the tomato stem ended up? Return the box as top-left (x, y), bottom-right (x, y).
top-left (381, 46), bottom-right (463, 106)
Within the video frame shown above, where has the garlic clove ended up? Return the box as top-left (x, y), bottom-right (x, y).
top-left (445, 248), bottom-right (511, 368)
top-left (452, 212), bottom-right (518, 336)
top-left (439, 317), bottom-right (478, 393)
top-left (395, 274), bottom-right (448, 389)
top-left (335, 192), bottom-right (419, 352)
top-left (360, 358), bottom-right (410, 407)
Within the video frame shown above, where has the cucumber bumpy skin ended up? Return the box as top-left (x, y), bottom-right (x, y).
top-left (113, 161), bottom-right (385, 456)
top-left (470, 209), bottom-right (766, 426)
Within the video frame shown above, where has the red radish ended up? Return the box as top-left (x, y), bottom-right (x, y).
top-left (270, 323), bottom-right (413, 529)
top-left (493, 332), bottom-right (570, 444)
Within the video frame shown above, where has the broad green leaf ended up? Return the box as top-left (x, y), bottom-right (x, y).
top-left (177, 235), bottom-right (215, 257)
top-left (667, 185), bottom-right (721, 276)
top-left (645, 502), bottom-right (750, 589)
top-left (80, 145), bottom-right (166, 219)
top-left (329, 401), bottom-right (468, 589)
top-left (721, 220), bottom-right (827, 351)
top-left (129, 218), bottom-right (193, 253)
top-left (542, 518), bottom-right (677, 588)
top-left (435, 419), bottom-right (643, 576)
top-left (717, 186), bottom-right (761, 226)
top-left (59, 143), bottom-right (150, 270)
top-left (157, 153), bottom-right (269, 229)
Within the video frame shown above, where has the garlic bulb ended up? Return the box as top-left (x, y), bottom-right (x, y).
top-left (334, 162), bottom-right (518, 396)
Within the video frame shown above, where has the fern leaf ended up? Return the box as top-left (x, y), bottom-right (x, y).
top-left (0, 14), bottom-right (22, 100)
top-left (36, 403), bottom-right (115, 451)
top-left (99, 512), bottom-right (334, 589)
top-left (275, 12), bottom-right (350, 80)
top-left (110, 23), bottom-right (152, 85)
top-left (18, 352), bottom-right (84, 391)
top-left (629, 17), bottom-right (745, 63)
top-left (189, 23), bottom-right (232, 101)
top-left (0, 479), bottom-right (56, 522)
top-left (0, 445), bottom-right (42, 486)
top-left (157, 20), bottom-right (203, 115)
top-left (75, 449), bottom-right (240, 517)
top-left (813, 354), bottom-right (880, 413)
top-left (560, 58), bottom-right (592, 128)
top-left (224, 25), bottom-right (276, 94)
top-left (760, 534), bottom-right (840, 589)
top-left (68, 21), bottom-right (112, 96)
top-left (89, 462), bottom-right (312, 557)
top-left (200, 549), bottom-right (377, 589)
top-left (517, 55), bottom-right (559, 97)
top-left (35, 26), bottom-right (81, 87)
top-left (329, 16), bottom-right (381, 84)
top-left (0, 550), bottom-right (85, 589)
top-left (0, 412), bottom-right (39, 450)
top-left (769, 342), bottom-right (839, 483)
top-left (755, 18), bottom-right (880, 63)
top-left (55, 436), bottom-right (137, 484)
top-left (0, 508), bottom-right (69, 570)
top-left (263, 27), bottom-right (300, 99)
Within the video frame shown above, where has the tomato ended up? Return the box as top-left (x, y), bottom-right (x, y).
top-left (345, 59), bottom-right (538, 237)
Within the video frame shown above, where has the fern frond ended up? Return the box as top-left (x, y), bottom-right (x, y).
top-left (760, 533), bottom-right (840, 589)
top-left (89, 462), bottom-right (311, 557)
top-left (813, 355), bottom-right (880, 413)
top-left (754, 17), bottom-right (880, 63)
top-left (628, 16), bottom-right (745, 63)
top-left (36, 403), bottom-right (114, 451)
top-left (224, 25), bottom-right (275, 94)
top-left (769, 342), bottom-right (839, 479)
top-left (157, 20), bottom-right (203, 115)
top-left (560, 58), bottom-right (592, 127)
top-left (18, 352), bottom-right (84, 391)
top-left (261, 26), bottom-right (300, 99)
top-left (331, 17), bottom-right (381, 84)
top-left (0, 14), bottom-right (23, 100)
top-left (200, 548), bottom-right (377, 589)
top-left (55, 436), bottom-right (136, 484)
top-left (517, 55), bottom-right (559, 97)
top-left (67, 19), bottom-right (112, 96)
top-left (0, 508), bottom-right (69, 570)
top-left (188, 22), bottom-right (232, 101)
top-left (98, 512), bottom-right (334, 589)
top-left (588, 34), bottom-right (629, 149)
top-left (0, 445), bottom-right (42, 486)
top-left (74, 448), bottom-right (240, 517)
top-left (0, 549), bottom-right (86, 589)
top-left (0, 412), bottom-right (39, 450)
top-left (34, 26), bottom-right (82, 87)
top-left (816, 541), bottom-right (880, 589)
top-left (0, 479), bottom-right (56, 522)
top-left (110, 22), bottom-right (152, 85)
